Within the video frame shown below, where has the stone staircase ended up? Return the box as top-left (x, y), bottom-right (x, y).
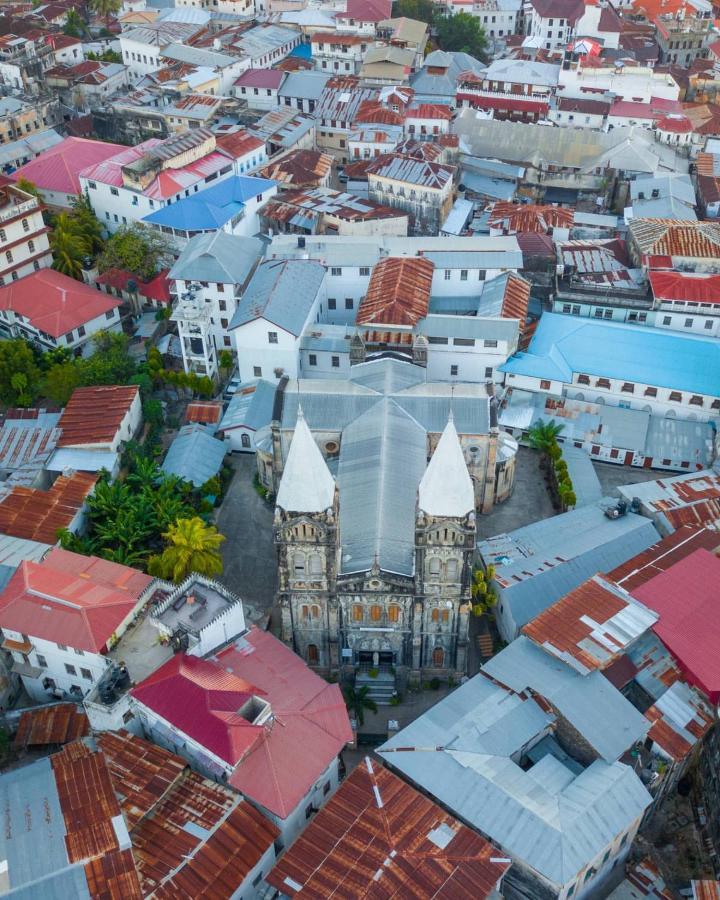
top-left (356, 669), bottom-right (396, 705)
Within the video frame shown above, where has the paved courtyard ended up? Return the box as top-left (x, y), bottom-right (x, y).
top-left (592, 460), bottom-right (664, 496)
top-left (215, 454), bottom-right (278, 619)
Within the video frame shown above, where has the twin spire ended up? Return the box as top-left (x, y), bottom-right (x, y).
top-left (276, 406), bottom-right (335, 513)
top-left (418, 412), bottom-right (475, 518)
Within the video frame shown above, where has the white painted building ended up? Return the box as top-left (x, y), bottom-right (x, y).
top-left (0, 184), bottom-right (51, 285)
top-left (119, 21), bottom-right (203, 81)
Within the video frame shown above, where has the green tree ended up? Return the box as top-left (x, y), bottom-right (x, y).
top-left (527, 419), bottom-right (564, 453)
top-left (435, 11), bottom-right (487, 59)
top-left (63, 8), bottom-right (86, 37)
top-left (16, 177), bottom-right (41, 200)
top-left (218, 350), bottom-right (233, 378)
top-left (77, 332), bottom-right (137, 385)
top-left (343, 684), bottom-right (378, 726)
top-left (50, 213), bottom-right (91, 280)
top-left (87, 47), bottom-right (122, 63)
top-left (98, 223), bottom-right (173, 281)
top-left (391, 0), bottom-right (434, 23)
top-left (0, 340), bottom-right (41, 406)
top-left (71, 193), bottom-right (105, 256)
top-left (471, 565), bottom-right (497, 616)
top-left (89, 0), bottom-right (121, 30)
top-left (148, 516), bottom-right (225, 582)
top-left (44, 361), bottom-right (81, 405)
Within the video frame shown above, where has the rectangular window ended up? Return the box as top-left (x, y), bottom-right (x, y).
top-left (450, 365), bottom-right (459, 376)
top-left (562, 304), bottom-right (571, 313)
top-left (323, 781), bottom-right (330, 795)
top-left (345, 298), bottom-right (353, 309)
top-left (621, 383), bottom-right (634, 393)
top-left (328, 298), bottom-right (336, 309)
top-left (268, 331), bottom-right (278, 343)
top-left (485, 367), bottom-right (493, 378)
top-left (685, 318), bottom-right (694, 328)
top-left (577, 374), bottom-right (590, 385)
top-left (444, 269), bottom-right (451, 280)
top-left (359, 266), bottom-right (370, 276)
top-left (110, 187), bottom-right (119, 196)
top-left (460, 269), bottom-right (468, 281)
top-left (428, 336), bottom-right (448, 345)
top-left (88, 181), bottom-right (96, 189)
top-left (57, 643), bottom-right (67, 651)
top-left (331, 356), bottom-right (340, 368)
top-left (705, 320), bottom-right (713, 329)
top-left (78, 326), bottom-right (86, 337)
top-left (305, 804), bottom-right (313, 820)
top-left (36, 654), bottom-right (47, 668)
top-left (484, 339), bottom-right (498, 348)
top-left (690, 395), bottom-right (703, 406)
top-left (453, 338), bottom-right (474, 346)
top-left (81, 668), bottom-right (92, 680)
top-left (64, 663), bottom-right (76, 676)
top-left (669, 391), bottom-right (682, 402)
top-left (644, 387), bottom-right (657, 397)
top-left (596, 378), bottom-right (610, 389)
top-left (254, 366), bottom-right (262, 377)
top-left (663, 316), bottom-right (672, 325)
top-left (309, 354), bottom-right (317, 366)
top-left (330, 267), bottom-right (342, 276)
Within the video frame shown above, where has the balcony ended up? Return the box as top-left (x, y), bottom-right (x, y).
top-left (10, 658), bottom-right (43, 679)
top-left (0, 197), bottom-right (39, 224)
top-left (2, 636), bottom-right (33, 654)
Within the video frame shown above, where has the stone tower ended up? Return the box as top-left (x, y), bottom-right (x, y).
top-left (414, 413), bottom-right (476, 675)
top-left (274, 406), bottom-right (340, 671)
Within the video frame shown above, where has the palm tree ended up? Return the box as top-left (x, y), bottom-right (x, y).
top-left (343, 685), bottom-right (378, 727)
top-left (148, 516), bottom-right (225, 583)
top-left (51, 214), bottom-right (90, 280)
top-left (71, 194), bottom-right (104, 255)
top-left (527, 419), bottom-right (564, 453)
top-left (89, 0), bottom-right (121, 29)
top-left (126, 454), bottom-right (160, 491)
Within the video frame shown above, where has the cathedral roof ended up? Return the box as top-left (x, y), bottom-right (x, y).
top-left (418, 413), bottom-right (475, 518)
top-left (276, 406), bottom-right (335, 513)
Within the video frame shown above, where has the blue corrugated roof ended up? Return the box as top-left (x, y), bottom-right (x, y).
top-left (219, 378), bottom-right (276, 432)
top-left (289, 42), bottom-right (312, 58)
top-left (161, 424), bottom-right (227, 487)
top-left (501, 312), bottom-right (720, 396)
top-left (143, 175), bottom-right (276, 231)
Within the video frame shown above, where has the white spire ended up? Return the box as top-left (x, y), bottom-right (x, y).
top-left (276, 406), bottom-right (335, 513)
top-left (418, 415), bottom-right (475, 517)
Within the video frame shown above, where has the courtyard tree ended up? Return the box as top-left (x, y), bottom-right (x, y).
top-left (0, 339), bottom-right (42, 406)
top-left (527, 419), bottom-right (564, 453)
top-left (89, 0), bottom-right (121, 29)
top-left (435, 12), bottom-right (487, 60)
top-left (343, 684), bottom-right (378, 726)
top-left (471, 565), bottom-right (497, 617)
top-left (50, 213), bottom-right (91, 280)
top-left (44, 361), bottom-right (81, 406)
top-left (98, 223), bottom-right (173, 282)
top-left (148, 517), bottom-right (225, 583)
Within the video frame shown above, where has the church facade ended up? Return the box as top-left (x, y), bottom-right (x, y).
top-left (271, 359), bottom-right (497, 679)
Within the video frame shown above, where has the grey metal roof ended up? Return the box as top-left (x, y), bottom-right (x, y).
top-left (378, 673), bottom-right (652, 887)
top-left (411, 51), bottom-right (484, 100)
top-left (560, 446), bottom-right (602, 508)
top-left (218, 378), bottom-right (276, 433)
top-left (419, 314), bottom-right (518, 342)
top-left (630, 196), bottom-right (698, 221)
top-left (461, 155), bottom-right (525, 179)
top-left (484, 58), bottom-right (560, 87)
top-left (161, 423), bottom-right (227, 487)
top-left (483, 637), bottom-right (650, 761)
top-left (459, 172), bottom-right (516, 201)
top-left (160, 41), bottom-right (236, 67)
top-left (644, 415), bottom-right (714, 467)
top-left (230, 259), bottom-right (325, 335)
top-left (234, 23), bottom-right (298, 58)
top-left (478, 503), bottom-right (661, 629)
top-left (169, 231), bottom-right (263, 285)
top-left (46, 448), bottom-right (119, 474)
top-left (338, 398), bottom-right (427, 576)
top-left (630, 173), bottom-right (695, 205)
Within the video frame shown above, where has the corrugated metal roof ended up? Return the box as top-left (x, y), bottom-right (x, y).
top-left (219, 379), bottom-right (276, 433)
top-left (14, 703), bottom-right (89, 749)
top-left (357, 256), bottom-right (434, 327)
top-left (230, 259), bottom-right (325, 335)
top-left (169, 231), bottom-right (263, 286)
top-left (267, 760), bottom-right (510, 898)
top-left (628, 218), bottom-right (720, 258)
top-left (58, 386), bottom-right (138, 449)
top-left (161, 423), bottom-right (226, 488)
top-left (379, 673), bottom-right (652, 887)
top-left (560, 446), bottom-right (602, 508)
top-left (338, 398), bottom-right (426, 576)
top-left (645, 680), bottom-right (714, 762)
top-left (46, 448), bottom-right (119, 474)
top-left (0, 470), bottom-right (97, 544)
top-left (609, 525), bottom-right (720, 591)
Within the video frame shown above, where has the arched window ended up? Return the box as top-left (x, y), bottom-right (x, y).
top-left (309, 554), bottom-right (322, 575)
top-left (241, 433), bottom-right (251, 448)
top-left (388, 605), bottom-right (400, 623)
top-left (370, 605), bottom-right (382, 621)
top-left (307, 644), bottom-right (319, 664)
top-left (446, 559), bottom-right (458, 581)
top-left (293, 552), bottom-right (305, 575)
top-left (432, 647), bottom-right (445, 668)
top-left (429, 557), bottom-right (441, 576)
top-left (353, 604), bottom-right (364, 622)
top-left (431, 608), bottom-right (440, 623)
top-left (311, 604), bottom-right (320, 619)
top-left (301, 604), bottom-right (309, 621)
top-left (441, 609), bottom-right (449, 623)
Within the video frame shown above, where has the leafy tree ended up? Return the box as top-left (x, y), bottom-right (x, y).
top-left (435, 11), bottom-right (487, 60)
top-left (391, 0), bottom-right (434, 22)
top-left (44, 361), bottom-right (81, 406)
top-left (471, 565), bottom-right (497, 617)
top-left (98, 224), bottom-right (173, 281)
top-left (148, 516), bottom-right (225, 583)
top-left (0, 340), bottom-right (42, 406)
top-left (63, 8), bottom-right (86, 37)
top-left (527, 418), bottom-right (564, 453)
top-left (16, 177), bottom-right (41, 200)
top-left (71, 193), bottom-right (105, 256)
top-left (218, 350), bottom-right (233, 378)
top-left (89, 0), bottom-right (121, 31)
top-left (50, 213), bottom-right (90, 280)
top-left (86, 48), bottom-right (122, 63)
top-left (77, 332), bottom-right (137, 385)
top-left (343, 684), bottom-right (378, 726)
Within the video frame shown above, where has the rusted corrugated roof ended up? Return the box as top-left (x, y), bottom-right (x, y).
top-left (609, 526), bottom-right (720, 591)
top-left (645, 682), bottom-right (715, 762)
top-left (0, 470), bottom-right (97, 543)
top-left (625, 858), bottom-right (675, 899)
top-left (267, 759), bottom-right (510, 899)
top-left (489, 202), bottom-right (574, 235)
top-left (14, 703), bottom-right (88, 748)
top-left (185, 401), bottom-right (223, 426)
top-left (96, 729), bottom-right (187, 829)
top-left (692, 882), bottom-right (720, 900)
top-left (57, 385), bottom-right (139, 448)
top-left (629, 219), bottom-right (720, 258)
top-left (357, 256), bottom-right (434, 327)
top-left (501, 272), bottom-right (531, 321)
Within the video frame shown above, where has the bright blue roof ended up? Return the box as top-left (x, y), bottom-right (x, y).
top-left (143, 175), bottom-right (276, 232)
top-left (290, 42), bottom-right (312, 58)
top-left (500, 312), bottom-right (720, 396)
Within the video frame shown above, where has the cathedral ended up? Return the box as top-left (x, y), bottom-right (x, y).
top-left (269, 359), bottom-right (513, 679)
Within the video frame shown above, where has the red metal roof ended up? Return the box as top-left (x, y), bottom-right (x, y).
top-left (267, 759), bottom-right (510, 898)
top-left (0, 269), bottom-right (120, 339)
top-left (357, 256), bottom-right (434, 327)
top-left (489, 202), bottom-right (574, 235)
top-left (215, 129), bottom-right (265, 160)
top-left (57, 385), bottom-right (139, 448)
top-left (645, 688), bottom-right (714, 762)
top-left (13, 137), bottom-right (126, 196)
top-left (234, 67), bottom-right (284, 89)
top-left (500, 272), bottom-right (531, 320)
top-left (0, 548), bottom-right (151, 653)
top-left (656, 113), bottom-right (693, 133)
top-left (633, 549), bottom-right (720, 702)
top-left (649, 270), bottom-right (720, 307)
top-left (13, 702), bottom-right (88, 748)
top-left (608, 525), bottom-right (720, 591)
top-left (0, 470), bottom-right (96, 544)
top-left (406, 103), bottom-right (453, 120)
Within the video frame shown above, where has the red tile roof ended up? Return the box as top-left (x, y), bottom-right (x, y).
top-left (0, 269), bottom-right (121, 339)
top-left (608, 525), bottom-right (720, 591)
top-left (0, 470), bottom-right (97, 544)
top-left (13, 137), bottom-right (126, 195)
top-left (13, 702), bottom-right (89, 748)
top-left (649, 270), bottom-right (720, 307)
top-left (132, 629), bottom-right (351, 819)
top-left (357, 256), bottom-right (434, 327)
top-left (0, 547), bottom-right (151, 652)
top-left (267, 759), bottom-right (510, 899)
top-left (57, 385), bottom-right (139, 448)
top-left (633, 549), bottom-right (720, 702)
